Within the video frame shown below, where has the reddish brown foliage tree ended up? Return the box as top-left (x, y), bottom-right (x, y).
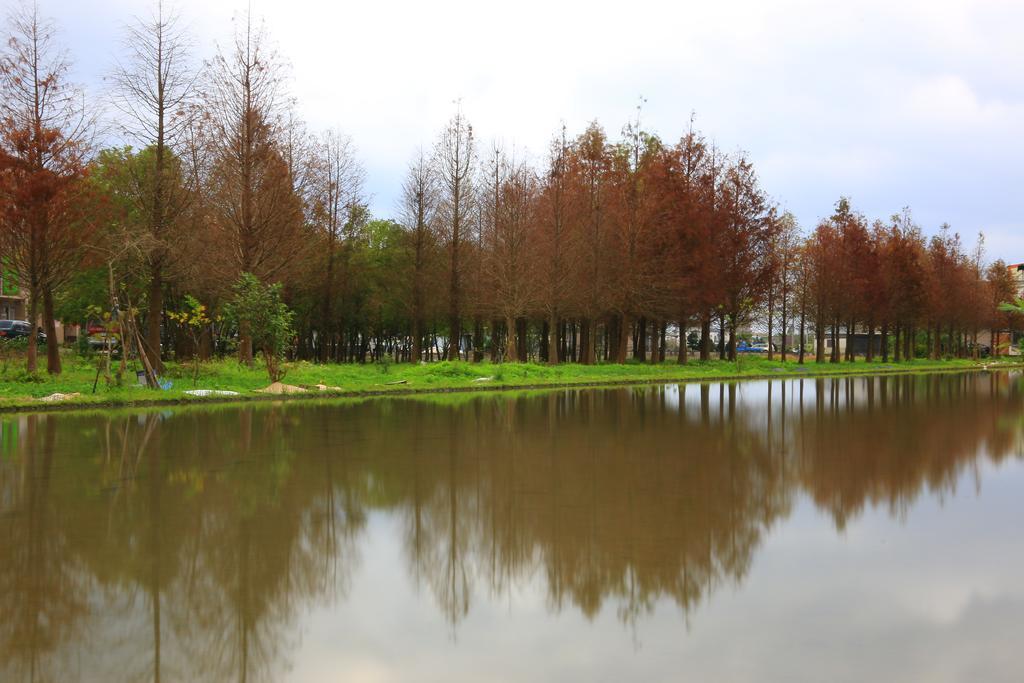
top-left (0, 3), bottom-right (96, 374)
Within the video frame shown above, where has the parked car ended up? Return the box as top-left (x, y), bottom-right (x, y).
top-left (736, 341), bottom-right (766, 353)
top-left (87, 331), bottom-right (121, 353)
top-left (0, 319), bottom-right (47, 344)
top-left (85, 319), bottom-right (121, 353)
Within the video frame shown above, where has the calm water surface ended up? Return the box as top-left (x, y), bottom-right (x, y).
top-left (2, 372), bottom-right (1023, 682)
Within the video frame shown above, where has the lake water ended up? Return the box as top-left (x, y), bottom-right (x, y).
top-left (1, 371), bottom-right (1022, 682)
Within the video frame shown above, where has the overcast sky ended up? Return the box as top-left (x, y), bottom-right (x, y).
top-left (34, 0), bottom-right (1024, 262)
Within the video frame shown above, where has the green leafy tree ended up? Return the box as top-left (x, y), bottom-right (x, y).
top-left (55, 267), bottom-right (108, 324)
top-left (225, 273), bottom-right (294, 382)
top-left (167, 296), bottom-right (212, 386)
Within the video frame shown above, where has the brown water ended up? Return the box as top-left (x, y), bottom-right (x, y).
top-left (1, 372), bottom-right (1023, 682)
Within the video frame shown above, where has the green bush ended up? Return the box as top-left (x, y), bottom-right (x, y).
top-left (224, 273), bottom-right (295, 382)
top-left (76, 334), bottom-right (94, 357)
top-left (11, 368), bottom-right (44, 383)
top-left (0, 337), bottom-right (28, 375)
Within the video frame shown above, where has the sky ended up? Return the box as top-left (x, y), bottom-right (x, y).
top-left (28, 0), bottom-right (1024, 262)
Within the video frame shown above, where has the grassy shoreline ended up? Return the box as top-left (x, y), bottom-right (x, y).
top-left (1, 355), bottom-right (1020, 414)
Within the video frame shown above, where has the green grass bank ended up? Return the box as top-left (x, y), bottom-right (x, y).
top-left (0, 355), bottom-right (1019, 413)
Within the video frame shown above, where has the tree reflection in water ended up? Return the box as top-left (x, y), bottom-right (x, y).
top-left (0, 371), bottom-right (1020, 681)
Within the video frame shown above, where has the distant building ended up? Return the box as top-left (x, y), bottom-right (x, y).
top-left (990, 262), bottom-right (1024, 355)
top-left (1009, 262), bottom-right (1024, 298)
top-left (0, 269), bottom-right (27, 321)
top-left (824, 332), bottom-right (883, 357)
top-left (0, 268), bottom-right (78, 343)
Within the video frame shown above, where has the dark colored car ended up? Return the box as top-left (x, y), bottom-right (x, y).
top-left (0, 320), bottom-right (47, 344)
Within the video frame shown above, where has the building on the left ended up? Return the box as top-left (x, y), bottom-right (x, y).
top-left (0, 270), bottom-right (78, 344)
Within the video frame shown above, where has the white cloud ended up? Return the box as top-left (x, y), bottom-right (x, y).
top-left (902, 75), bottom-right (1017, 128)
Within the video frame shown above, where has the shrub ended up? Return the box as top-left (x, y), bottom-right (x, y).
top-left (224, 273), bottom-right (295, 383)
top-left (168, 295), bottom-right (212, 387)
top-left (0, 337), bottom-right (28, 375)
top-left (11, 368), bottom-right (44, 383)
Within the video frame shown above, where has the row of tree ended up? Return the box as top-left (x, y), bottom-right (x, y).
top-left (1, 2), bottom-right (1020, 376)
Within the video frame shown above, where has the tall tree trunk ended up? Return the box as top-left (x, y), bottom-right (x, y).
top-left (319, 240), bottom-right (336, 364)
top-left (200, 326), bottom-right (213, 361)
top-left (647, 319), bottom-right (657, 364)
top-left (26, 284), bottom-right (39, 373)
top-left (678, 318), bottom-right (688, 364)
top-left (147, 264), bottom-right (164, 372)
top-left (815, 317), bottom-right (824, 363)
top-left (411, 318), bottom-right (422, 363)
top-left (448, 191), bottom-right (462, 363)
top-left (516, 317), bottom-right (528, 361)
top-left (577, 319), bottom-right (587, 364)
top-left (490, 319), bottom-right (501, 362)
top-left (504, 315), bottom-right (517, 362)
top-left (780, 293), bottom-right (788, 363)
top-left (606, 315), bottom-right (618, 361)
top-left (615, 315), bottom-right (630, 364)
top-left (727, 316), bottom-right (737, 362)
top-left (635, 316), bottom-right (647, 362)
top-left (448, 311), bottom-right (461, 361)
top-left (718, 313), bottom-right (727, 360)
top-left (699, 313), bottom-right (711, 362)
top-left (845, 319), bottom-right (854, 362)
top-left (547, 314), bottom-right (559, 365)
top-left (798, 305), bottom-right (806, 364)
top-left (473, 317), bottom-right (484, 362)
top-left (582, 318), bottom-right (597, 365)
top-left (43, 287), bottom-right (60, 375)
